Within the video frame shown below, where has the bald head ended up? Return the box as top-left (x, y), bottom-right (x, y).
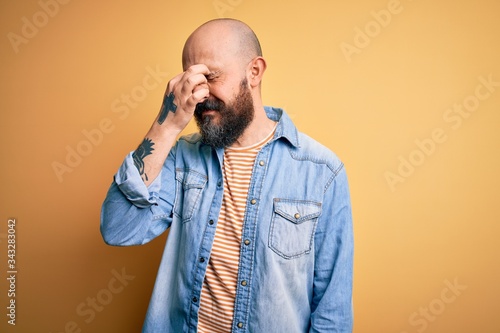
top-left (182, 19), bottom-right (262, 70)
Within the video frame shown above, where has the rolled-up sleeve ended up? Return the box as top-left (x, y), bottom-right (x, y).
top-left (113, 152), bottom-right (162, 208)
top-left (100, 148), bottom-right (176, 246)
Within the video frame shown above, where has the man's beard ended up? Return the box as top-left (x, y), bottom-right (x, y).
top-left (194, 78), bottom-right (254, 149)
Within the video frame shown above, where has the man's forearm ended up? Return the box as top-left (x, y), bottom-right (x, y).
top-left (132, 123), bottom-right (180, 186)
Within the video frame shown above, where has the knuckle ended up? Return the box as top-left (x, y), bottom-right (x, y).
top-left (185, 66), bottom-right (197, 76)
top-left (185, 76), bottom-right (195, 86)
top-left (180, 84), bottom-right (191, 96)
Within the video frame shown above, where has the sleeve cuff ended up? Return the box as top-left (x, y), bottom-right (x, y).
top-left (114, 152), bottom-right (161, 208)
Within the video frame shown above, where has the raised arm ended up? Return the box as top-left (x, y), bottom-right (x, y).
top-left (100, 64), bottom-right (210, 246)
top-left (135, 64), bottom-right (211, 185)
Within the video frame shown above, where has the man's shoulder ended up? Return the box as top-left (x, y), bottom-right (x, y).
top-left (269, 106), bottom-right (344, 174)
top-left (292, 131), bottom-right (344, 174)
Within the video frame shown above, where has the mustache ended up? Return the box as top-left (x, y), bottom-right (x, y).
top-left (195, 98), bottom-right (225, 115)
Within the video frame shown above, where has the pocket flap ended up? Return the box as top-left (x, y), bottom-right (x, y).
top-left (175, 169), bottom-right (208, 190)
top-left (273, 199), bottom-right (322, 224)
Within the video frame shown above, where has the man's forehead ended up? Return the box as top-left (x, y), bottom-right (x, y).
top-left (182, 23), bottom-right (244, 69)
top-left (183, 45), bottom-right (236, 72)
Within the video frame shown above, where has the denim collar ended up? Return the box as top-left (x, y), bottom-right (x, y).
top-left (264, 106), bottom-right (300, 148)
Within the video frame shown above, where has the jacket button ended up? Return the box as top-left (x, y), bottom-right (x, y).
top-left (244, 239), bottom-right (250, 245)
top-left (237, 322), bottom-right (243, 328)
top-left (259, 160), bottom-right (265, 166)
top-left (294, 213), bottom-right (300, 219)
top-left (209, 220), bottom-right (214, 225)
top-left (200, 257), bottom-right (205, 263)
top-left (192, 297), bottom-right (198, 303)
top-left (250, 199), bottom-right (256, 205)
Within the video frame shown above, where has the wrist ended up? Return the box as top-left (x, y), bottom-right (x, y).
top-left (148, 122), bottom-right (182, 142)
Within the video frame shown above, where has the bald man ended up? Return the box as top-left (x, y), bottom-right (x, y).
top-left (101, 19), bottom-right (353, 333)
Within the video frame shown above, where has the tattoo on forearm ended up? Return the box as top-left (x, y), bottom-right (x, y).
top-left (132, 138), bottom-right (155, 182)
top-left (158, 92), bottom-right (177, 125)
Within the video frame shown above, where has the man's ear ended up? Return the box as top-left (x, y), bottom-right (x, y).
top-left (247, 56), bottom-right (267, 88)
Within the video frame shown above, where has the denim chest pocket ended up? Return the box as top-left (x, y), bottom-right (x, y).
top-left (174, 169), bottom-right (207, 223)
top-left (269, 199), bottom-right (322, 259)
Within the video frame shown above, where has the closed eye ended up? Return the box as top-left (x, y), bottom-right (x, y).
top-left (206, 70), bottom-right (222, 81)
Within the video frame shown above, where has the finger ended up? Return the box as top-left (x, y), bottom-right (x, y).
top-left (177, 64), bottom-right (210, 92)
top-left (192, 82), bottom-right (208, 95)
top-left (184, 64), bottom-right (210, 76)
top-left (165, 72), bottom-right (184, 95)
top-left (183, 88), bottom-right (209, 111)
top-left (167, 64), bottom-right (209, 96)
top-left (179, 73), bottom-right (208, 96)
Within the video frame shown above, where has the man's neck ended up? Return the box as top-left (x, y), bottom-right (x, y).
top-left (230, 106), bottom-right (276, 148)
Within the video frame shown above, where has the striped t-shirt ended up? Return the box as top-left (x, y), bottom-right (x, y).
top-left (197, 126), bottom-right (276, 333)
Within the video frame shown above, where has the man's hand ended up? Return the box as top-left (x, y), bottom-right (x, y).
top-left (156, 64), bottom-right (211, 132)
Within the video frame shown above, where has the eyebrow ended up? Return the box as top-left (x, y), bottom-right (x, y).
top-left (206, 70), bottom-right (222, 80)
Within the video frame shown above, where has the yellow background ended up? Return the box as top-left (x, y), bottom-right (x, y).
top-left (1, 0), bottom-right (499, 332)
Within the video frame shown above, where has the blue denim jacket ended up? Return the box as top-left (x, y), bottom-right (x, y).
top-left (101, 107), bottom-right (353, 333)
